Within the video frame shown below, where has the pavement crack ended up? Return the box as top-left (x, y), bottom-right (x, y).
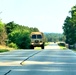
top-left (20, 51), bottom-right (42, 65)
top-left (4, 70), bottom-right (11, 75)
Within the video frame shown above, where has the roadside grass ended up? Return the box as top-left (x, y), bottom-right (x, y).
top-left (0, 49), bottom-right (9, 53)
top-left (45, 42), bottom-right (50, 46)
top-left (71, 48), bottom-right (76, 52)
top-left (72, 49), bottom-right (76, 52)
top-left (59, 46), bottom-right (67, 49)
top-left (0, 45), bottom-right (14, 53)
top-left (0, 42), bottom-right (50, 52)
top-left (58, 42), bottom-right (67, 50)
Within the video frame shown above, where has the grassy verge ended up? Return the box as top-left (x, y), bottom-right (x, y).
top-left (71, 49), bottom-right (76, 52)
top-left (59, 46), bottom-right (67, 49)
top-left (0, 49), bottom-right (9, 53)
top-left (0, 45), bottom-right (15, 53)
top-left (58, 42), bottom-right (67, 49)
top-left (45, 42), bottom-right (50, 46)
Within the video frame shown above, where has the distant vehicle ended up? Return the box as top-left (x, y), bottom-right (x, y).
top-left (30, 32), bottom-right (45, 49)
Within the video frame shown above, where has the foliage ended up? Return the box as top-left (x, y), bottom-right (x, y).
top-left (44, 33), bottom-right (64, 42)
top-left (29, 27), bottom-right (39, 32)
top-left (5, 21), bottom-right (40, 49)
top-left (8, 42), bottom-right (18, 49)
top-left (0, 49), bottom-right (9, 53)
top-left (0, 21), bottom-right (7, 45)
top-left (8, 29), bottom-right (31, 49)
top-left (58, 42), bottom-right (65, 47)
top-left (58, 42), bottom-right (67, 49)
top-left (5, 21), bottom-right (17, 34)
top-left (63, 5), bottom-right (76, 45)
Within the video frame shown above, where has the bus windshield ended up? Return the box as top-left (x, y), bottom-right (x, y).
top-left (37, 35), bottom-right (42, 39)
top-left (31, 35), bottom-right (36, 39)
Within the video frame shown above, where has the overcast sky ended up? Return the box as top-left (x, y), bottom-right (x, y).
top-left (0, 0), bottom-right (76, 33)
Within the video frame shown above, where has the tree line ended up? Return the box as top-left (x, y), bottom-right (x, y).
top-left (0, 21), bottom-right (39, 49)
top-left (63, 5), bottom-right (76, 48)
top-left (0, 21), bottom-right (64, 49)
top-left (44, 33), bottom-right (64, 42)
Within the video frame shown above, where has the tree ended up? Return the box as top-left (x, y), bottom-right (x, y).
top-left (63, 5), bottom-right (76, 45)
top-left (30, 27), bottom-right (39, 32)
top-left (5, 21), bottom-right (40, 49)
top-left (5, 21), bottom-right (17, 34)
top-left (44, 33), bottom-right (64, 42)
top-left (0, 21), bottom-right (7, 45)
top-left (8, 29), bottom-right (31, 49)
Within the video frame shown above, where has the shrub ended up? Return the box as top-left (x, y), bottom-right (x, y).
top-left (8, 42), bottom-right (18, 49)
top-left (8, 30), bottom-right (31, 49)
top-left (58, 42), bottom-right (65, 47)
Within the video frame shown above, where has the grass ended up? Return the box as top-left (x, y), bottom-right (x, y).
top-left (0, 42), bottom-right (50, 52)
top-left (58, 42), bottom-right (67, 50)
top-left (59, 46), bottom-right (67, 49)
top-left (0, 45), bottom-right (14, 53)
top-left (0, 49), bottom-right (9, 53)
top-left (71, 49), bottom-right (76, 52)
top-left (58, 43), bottom-right (76, 52)
top-left (45, 42), bottom-right (50, 46)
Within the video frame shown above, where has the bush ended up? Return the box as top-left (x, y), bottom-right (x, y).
top-left (8, 30), bottom-right (31, 49)
top-left (8, 42), bottom-right (18, 49)
top-left (58, 42), bottom-right (65, 47)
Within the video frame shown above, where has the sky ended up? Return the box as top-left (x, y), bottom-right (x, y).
top-left (0, 0), bottom-right (76, 33)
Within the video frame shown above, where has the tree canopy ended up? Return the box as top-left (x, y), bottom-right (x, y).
top-left (63, 5), bottom-right (76, 45)
top-left (0, 21), bottom-right (39, 49)
top-left (5, 21), bottom-right (39, 49)
top-left (44, 33), bottom-right (64, 42)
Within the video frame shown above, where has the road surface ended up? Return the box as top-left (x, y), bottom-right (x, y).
top-left (0, 43), bottom-right (76, 75)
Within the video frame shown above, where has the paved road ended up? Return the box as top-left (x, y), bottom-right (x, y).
top-left (45, 42), bottom-right (60, 49)
top-left (0, 50), bottom-right (41, 75)
top-left (0, 43), bottom-right (76, 75)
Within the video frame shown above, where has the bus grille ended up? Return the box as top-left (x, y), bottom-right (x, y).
top-left (35, 40), bottom-right (39, 43)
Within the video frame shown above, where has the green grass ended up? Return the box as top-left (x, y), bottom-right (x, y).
top-left (0, 49), bottom-right (9, 53)
top-left (59, 46), bottom-right (67, 49)
top-left (72, 49), bottom-right (76, 52)
top-left (45, 42), bottom-right (50, 46)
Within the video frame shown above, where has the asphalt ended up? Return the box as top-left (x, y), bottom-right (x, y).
top-left (0, 43), bottom-right (76, 75)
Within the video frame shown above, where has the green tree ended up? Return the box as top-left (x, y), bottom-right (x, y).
top-left (44, 33), bottom-right (63, 42)
top-left (5, 21), bottom-right (17, 34)
top-left (30, 27), bottom-right (39, 32)
top-left (5, 21), bottom-right (40, 49)
top-left (63, 5), bottom-right (76, 45)
top-left (8, 29), bottom-right (31, 49)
